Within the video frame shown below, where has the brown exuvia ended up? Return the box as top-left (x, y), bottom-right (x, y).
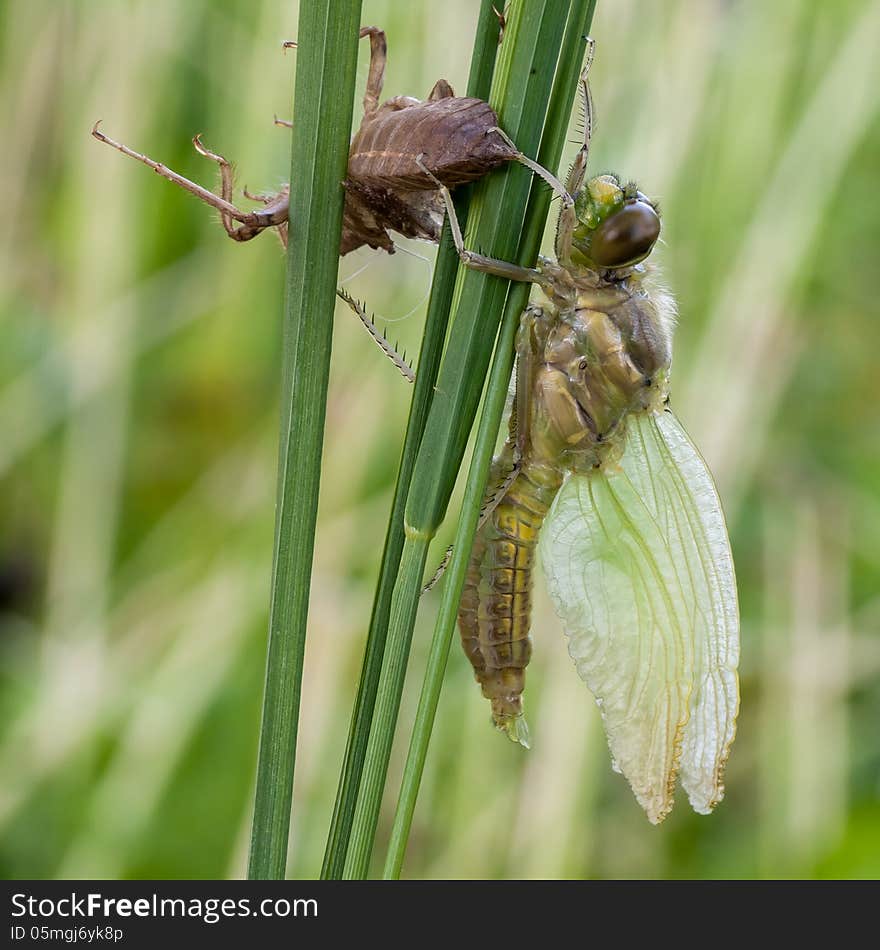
top-left (92, 26), bottom-right (523, 255)
top-left (343, 73), bottom-right (518, 253)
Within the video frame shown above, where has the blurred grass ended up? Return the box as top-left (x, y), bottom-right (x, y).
top-left (0, 0), bottom-right (879, 880)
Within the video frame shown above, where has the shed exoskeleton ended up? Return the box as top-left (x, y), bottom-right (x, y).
top-left (91, 26), bottom-right (569, 256)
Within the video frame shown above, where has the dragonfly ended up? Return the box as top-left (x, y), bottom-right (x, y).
top-left (429, 47), bottom-right (740, 824)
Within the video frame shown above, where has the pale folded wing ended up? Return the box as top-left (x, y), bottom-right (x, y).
top-left (538, 409), bottom-right (739, 823)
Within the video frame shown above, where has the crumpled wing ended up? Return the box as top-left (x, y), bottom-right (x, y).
top-left (539, 409), bottom-right (739, 823)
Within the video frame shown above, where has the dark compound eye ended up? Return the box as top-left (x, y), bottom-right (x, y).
top-left (590, 201), bottom-right (661, 268)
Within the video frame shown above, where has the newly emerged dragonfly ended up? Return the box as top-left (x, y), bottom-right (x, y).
top-left (433, 50), bottom-right (740, 824)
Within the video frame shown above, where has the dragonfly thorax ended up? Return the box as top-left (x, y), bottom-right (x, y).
top-left (526, 278), bottom-right (673, 472)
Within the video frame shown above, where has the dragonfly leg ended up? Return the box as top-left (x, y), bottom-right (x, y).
top-left (422, 466), bottom-right (522, 593)
top-left (567, 37), bottom-right (595, 198)
top-left (191, 134), bottom-right (235, 223)
top-left (92, 122), bottom-right (250, 226)
top-left (414, 155), bottom-right (544, 285)
top-left (91, 122), bottom-right (285, 243)
top-left (243, 186), bottom-right (273, 205)
top-left (358, 27), bottom-right (387, 116)
top-left (556, 39), bottom-right (595, 265)
top-left (244, 187), bottom-right (290, 250)
top-left (192, 135), bottom-right (289, 241)
top-left (513, 305), bottom-right (550, 462)
top-left (492, 5), bottom-right (509, 44)
top-left (273, 221), bottom-right (289, 251)
top-left (486, 126), bottom-right (574, 208)
top-left (284, 25), bottom-right (386, 116)
top-left (422, 546), bottom-right (452, 593)
top-left (335, 288), bottom-right (415, 383)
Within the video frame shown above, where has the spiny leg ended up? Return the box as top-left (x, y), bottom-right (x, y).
top-left (422, 456), bottom-right (521, 593)
top-left (569, 36), bottom-right (596, 196)
top-left (414, 155), bottom-right (545, 285)
top-left (336, 288), bottom-right (415, 383)
top-left (556, 38), bottom-right (595, 264)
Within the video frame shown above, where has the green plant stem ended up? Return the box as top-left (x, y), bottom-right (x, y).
top-left (320, 0), bottom-right (503, 880)
top-left (341, 536), bottom-right (430, 878)
top-left (247, 0), bottom-right (363, 881)
top-left (382, 1), bottom-right (597, 883)
top-left (342, 0), bottom-right (572, 880)
top-left (384, 271), bottom-right (521, 881)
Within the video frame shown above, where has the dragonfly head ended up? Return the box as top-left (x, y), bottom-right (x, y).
top-left (570, 175), bottom-right (660, 270)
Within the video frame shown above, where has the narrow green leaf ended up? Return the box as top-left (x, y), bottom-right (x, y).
top-left (247, 0), bottom-right (363, 881)
top-left (320, 0), bottom-right (503, 880)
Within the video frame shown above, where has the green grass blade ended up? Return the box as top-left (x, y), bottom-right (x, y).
top-left (246, 0), bottom-right (363, 881)
top-left (384, 2), bottom-right (599, 878)
top-left (341, 0), bottom-right (573, 880)
top-left (403, 0), bottom-right (570, 536)
top-left (319, 0), bottom-right (504, 880)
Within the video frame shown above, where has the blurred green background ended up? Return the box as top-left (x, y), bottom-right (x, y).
top-left (1, 0), bottom-right (878, 880)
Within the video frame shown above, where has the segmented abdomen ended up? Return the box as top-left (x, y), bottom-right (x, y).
top-left (458, 461), bottom-right (562, 745)
top-left (348, 97), bottom-right (517, 190)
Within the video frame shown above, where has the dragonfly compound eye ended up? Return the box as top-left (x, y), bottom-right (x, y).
top-left (590, 201), bottom-right (661, 268)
